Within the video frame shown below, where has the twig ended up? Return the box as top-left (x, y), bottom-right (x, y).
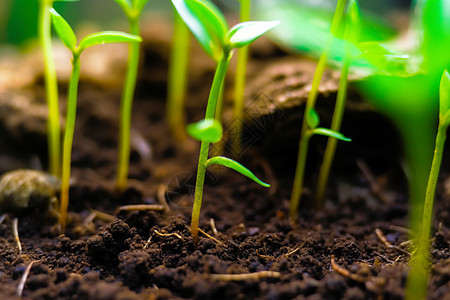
top-left (284, 241), bottom-right (306, 257)
top-left (198, 228), bottom-right (222, 244)
top-left (256, 250), bottom-right (275, 260)
top-left (375, 228), bottom-right (410, 256)
top-left (330, 255), bottom-right (366, 283)
top-left (209, 271), bottom-right (281, 281)
top-left (157, 184), bottom-right (170, 213)
top-left (118, 204), bottom-right (165, 212)
top-left (209, 218), bottom-right (218, 236)
top-left (17, 260), bottom-right (39, 297)
top-left (154, 229), bottom-right (182, 239)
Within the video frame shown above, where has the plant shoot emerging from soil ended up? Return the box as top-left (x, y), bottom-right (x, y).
top-left (315, 0), bottom-right (360, 208)
top-left (290, 0), bottom-right (348, 221)
top-left (406, 70), bottom-right (450, 300)
top-left (171, 0), bottom-right (277, 243)
top-left (50, 8), bottom-right (142, 232)
top-left (113, 0), bottom-right (150, 192)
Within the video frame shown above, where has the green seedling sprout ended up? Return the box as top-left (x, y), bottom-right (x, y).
top-left (171, 0), bottom-right (278, 243)
top-left (290, 0), bottom-right (348, 221)
top-left (38, 0), bottom-right (74, 177)
top-left (315, 0), bottom-right (360, 208)
top-left (231, 0), bottom-right (251, 156)
top-left (405, 70), bottom-right (450, 300)
top-left (113, 0), bottom-right (149, 192)
top-left (167, 10), bottom-right (190, 141)
top-left (50, 8), bottom-right (142, 232)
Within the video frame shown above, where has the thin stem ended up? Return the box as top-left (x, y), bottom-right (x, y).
top-left (116, 17), bottom-right (141, 191)
top-left (315, 47), bottom-right (351, 209)
top-left (60, 54), bottom-right (81, 233)
top-left (231, 0), bottom-right (251, 156)
top-left (167, 11), bottom-right (190, 141)
top-left (191, 54), bottom-right (230, 243)
top-left (39, 0), bottom-right (61, 177)
top-left (290, 0), bottom-right (347, 221)
top-left (406, 124), bottom-right (447, 300)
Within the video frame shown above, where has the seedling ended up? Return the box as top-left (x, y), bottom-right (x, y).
top-left (113, 0), bottom-right (149, 192)
top-left (171, 0), bottom-right (278, 243)
top-left (50, 8), bottom-right (142, 232)
top-left (38, 0), bottom-right (76, 177)
top-left (231, 0), bottom-right (251, 156)
top-left (406, 70), bottom-right (450, 300)
top-left (315, 0), bottom-right (360, 208)
top-left (167, 10), bottom-right (190, 141)
top-left (290, 0), bottom-right (348, 221)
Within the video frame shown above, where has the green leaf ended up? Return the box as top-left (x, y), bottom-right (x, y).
top-left (440, 69), bottom-right (450, 126)
top-left (187, 118), bottom-right (223, 143)
top-left (50, 8), bottom-right (77, 52)
top-left (114, 0), bottom-right (132, 12)
top-left (78, 31), bottom-right (142, 54)
top-left (345, 0), bottom-right (361, 45)
top-left (171, 0), bottom-right (228, 60)
top-left (133, 0), bottom-right (149, 13)
top-left (306, 108), bottom-right (320, 129)
top-left (226, 21), bottom-right (280, 49)
top-left (205, 156), bottom-right (270, 187)
top-left (357, 41), bottom-right (409, 76)
top-left (312, 128), bottom-right (352, 142)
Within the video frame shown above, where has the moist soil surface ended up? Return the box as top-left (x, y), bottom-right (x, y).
top-left (0, 22), bottom-right (449, 300)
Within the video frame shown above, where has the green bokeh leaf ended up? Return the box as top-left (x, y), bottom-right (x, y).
top-left (133, 0), bottom-right (150, 13)
top-left (306, 108), bottom-right (320, 129)
top-left (114, 0), bottom-right (132, 12)
top-left (226, 21), bottom-right (280, 49)
top-left (50, 8), bottom-right (77, 52)
top-left (78, 31), bottom-right (142, 54)
top-left (172, 0), bottom-right (228, 60)
top-left (205, 156), bottom-right (270, 187)
top-left (187, 118), bottom-right (223, 143)
top-left (345, 0), bottom-right (361, 45)
top-left (440, 69), bottom-right (450, 126)
top-left (312, 128), bottom-right (351, 142)
top-left (358, 41), bottom-right (410, 76)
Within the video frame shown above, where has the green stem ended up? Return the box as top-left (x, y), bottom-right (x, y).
top-left (191, 53), bottom-right (230, 243)
top-left (315, 46), bottom-right (351, 209)
top-left (39, 0), bottom-right (61, 177)
top-left (60, 54), bottom-right (81, 233)
top-left (290, 0), bottom-right (347, 221)
top-left (406, 124), bottom-right (447, 300)
top-left (167, 11), bottom-right (190, 141)
top-left (116, 17), bottom-right (141, 191)
top-left (231, 0), bottom-right (251, 156)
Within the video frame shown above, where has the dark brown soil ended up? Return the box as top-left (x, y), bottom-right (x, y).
top-left (0, 19), bottom-right (449, 300)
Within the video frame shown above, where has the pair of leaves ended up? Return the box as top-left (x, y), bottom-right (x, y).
top-left (306, 108), bottom-right (351, 142)
top-left (50, 9), bottom-right (142, 56)
top-left (440, 70), bottom-right (450, 127)
top-left (114, 0), bottom-right (149, 18)
top-left (172, 0), bottom-right (279, 60)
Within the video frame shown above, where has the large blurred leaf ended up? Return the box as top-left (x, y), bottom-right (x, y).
top-left (172, 0), bottom-right (228, 61)
top-left (358, 42), bottom-right (410, 76)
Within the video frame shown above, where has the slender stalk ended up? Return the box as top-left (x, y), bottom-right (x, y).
top-left (290, 0), bottom-right (347, 221)
top-left (116, 17), bottom-right (141, 191)
top-left (315, 46), bottom-right (351, 208)
top-left (39, 0), bottom-right (61, 177)
top-left (405, 124), bottom-right (447, 300)
top-left (191, 54), bottom-right (230, 243)
top-left (231, 0), bottom-right (251, 156)
top-left (60, 54), bottom-right (81, 233)
top-left (167, 11), bottom-right (190, 141)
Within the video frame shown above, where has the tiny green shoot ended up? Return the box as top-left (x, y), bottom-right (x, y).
top-left (50, 8), bottom-right (142, 232)
top-left (290, 0), bottom-right (348, 221)
top-left (231, 0), bottom-right (251, 156)
top-left (405, 70), bottom-right (450, 300)
top-left (167, 10), bottom-right (191, 141)
top-left (113, 0), bottom-right (150, 192)
top-left (315, 0), bottom-right (360, 208)
top-left (171, 0), bottom-right (278, 243)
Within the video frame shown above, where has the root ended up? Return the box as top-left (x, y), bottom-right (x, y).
top-left (375, 228), bottom-right (410, 256)
top-left (17, 260), bottom-right (39, 297)
top-left (153, 229), bottom-right (182, 239)
top-left (198, 228), bottom-right (222, 245)
top-left (208, 271), bottom-right (281, 281)
top-left (209, 218), bottom-right (218, 236)
top-left (157, 184), bottom-right (170, 213)
top-left (12, 218), bottom-right (22, 254)
top-left (118, 204), bottom-right (165, 212)
top-left (330, 255), bottom-right (367, 283)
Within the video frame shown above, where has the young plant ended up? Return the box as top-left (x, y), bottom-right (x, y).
top-left (315, 0), bottom-right (360, 208)
top-left (290, 0), bottom-right (348, 221)
top-left (405, 70), bottom-right (450, 300)
top-left (167, 10), bottom-right (190, 141)
top-left (231, 0), bottom-right (251, 156)
top-left (50, 8), bottom-right (142, 232)
top-left (171, 0), bottom-right (278, 243)
top-left (38, 0), bottom-right (75, 177)
top-left (113, 0), bottom-right (149, 192)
